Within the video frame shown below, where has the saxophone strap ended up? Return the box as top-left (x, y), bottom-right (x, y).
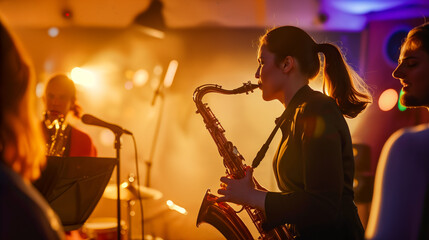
top-left (251, 85), bottom-right (312, 169)
top-left (251, 109), bottom-right (288, 168)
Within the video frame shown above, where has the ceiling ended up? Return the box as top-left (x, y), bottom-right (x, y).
top-left (0, 0), bottom-right (428, 31)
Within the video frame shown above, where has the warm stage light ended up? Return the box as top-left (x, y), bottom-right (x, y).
top-left (133, 69), bottom-right (149, 86)
top-left (121, 182), bottom-right (129, 188)
top-left (163, 60), bottom-right (178, 88)
top-left (124, 81), bottom-right (133, 90)
top-left (153, 65), bottom-right (163, 76)
top-left (44, 60), bottom-right (54, 72)
top-left (36, 82), bottom-right (45, 98)
top-left (137, 25), bottom-right (165, 39)
top-left (378, 88), bottom-right (398, 111)
top-left (70, 67), bottom-right (97, 88)
top-left (150, 65), bottom-right (163, 89)
top-left (166, 200), bottom-right (187, 215)
top-left (99, 129), bottom-right (115, 147)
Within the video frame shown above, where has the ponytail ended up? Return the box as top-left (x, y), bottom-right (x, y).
top-left (317, 43), bottom-right (371, 118)
top-left (261, 26), bottom-right (371, 118)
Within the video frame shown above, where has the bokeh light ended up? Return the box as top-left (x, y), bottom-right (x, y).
top-left (166, 200), bottom-right (187, 215)
top-left (164, 60), bottom-right (178, 88)
top-left (398, 89), bottom-right (407, 111)
top-left (133, 69), bottom-right (149, 87)
top-left (44, 59), bottom-right (55, 73)
top-left (124, 80), bottom-right (133, 90)
top-left (99, 129), bottom-right (115, 147)
top-left (378, 88), bottom-right (398, 111)
top-left (36, 82), bottom-right (45, 98)
top-left (153, 65), bottom-right (163, 76)
top-left (47, 27), bottom-right (59, 37)
top-left (70, 67), bottom-right (97, 88)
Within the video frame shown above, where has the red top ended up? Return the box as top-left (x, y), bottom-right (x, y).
top-left (69, 127), bottom-right (97, 157)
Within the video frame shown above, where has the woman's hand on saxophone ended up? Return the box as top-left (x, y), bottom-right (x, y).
top-left (216, 166), bottom-right (267, 211)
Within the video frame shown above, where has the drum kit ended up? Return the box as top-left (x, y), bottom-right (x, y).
top-left (82, 176), bottom-right (162, 240)
top-left (103, 182), bottom-right (162, 201)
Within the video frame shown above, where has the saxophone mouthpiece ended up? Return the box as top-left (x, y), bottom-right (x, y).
top-left (232, 81), bottom-right (260, 94)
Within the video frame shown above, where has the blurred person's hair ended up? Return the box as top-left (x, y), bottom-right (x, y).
top-left (0, 17), bottom-right (46, 181)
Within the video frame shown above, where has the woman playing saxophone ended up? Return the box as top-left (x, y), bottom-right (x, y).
top-left (217, 26), bottom-right (371, 239)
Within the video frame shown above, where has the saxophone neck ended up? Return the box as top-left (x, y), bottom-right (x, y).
top-left (44, 111), bottom-right (67, 130)
top-left (193, 81), bottom-right (260, 104)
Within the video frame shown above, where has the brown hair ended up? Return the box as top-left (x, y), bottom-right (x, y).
top-left (403, 22), bottom-right (429, 54)
top-left (0, 19), bottom-right (46, 181)
top-left (260, 26), bottom-right (371, 118)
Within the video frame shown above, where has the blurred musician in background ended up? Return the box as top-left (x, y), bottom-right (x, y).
top-left (365, 22), bottom-right (429, 240)
top-left (42, 74), bottom-right (97, 240)
top-left (0, 17), bottom-right (65, 239)
top-left (42, 73), bottom-right (97, 158)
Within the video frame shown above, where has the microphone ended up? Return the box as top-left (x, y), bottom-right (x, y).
top-left (81, 114), bottom-right (132, 135)
top-left (151, 60), bottom-right (178, 106)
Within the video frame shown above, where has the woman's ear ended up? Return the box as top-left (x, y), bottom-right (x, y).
top-left (281, 56), bottom-right (294, 73)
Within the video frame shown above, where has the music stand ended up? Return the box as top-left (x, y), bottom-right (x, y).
top-left (33, 156), bottom-right (117, 231)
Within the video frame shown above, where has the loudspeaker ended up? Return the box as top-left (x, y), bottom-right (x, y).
top-left (352, 143), bottom-right (371, 173)
top-left (384, 27), bottom-right (411, 67)
top-left (352, 144), bottom-right (374, 203)
top-left (353, 175), bottom-right (374, 203)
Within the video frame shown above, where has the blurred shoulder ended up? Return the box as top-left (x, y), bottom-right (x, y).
top-left (0, 162), bottom-right (64, 239)
top-left (383, 124), bottom-right (429, 163)
top-left (69, 125), bottom-right (97, 157)
top-left (389, 124), bottom-right (429, 149)
top-left (70, 126), bottom-right (93, 143)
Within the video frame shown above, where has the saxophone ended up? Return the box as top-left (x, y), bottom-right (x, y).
top-left (194, 82), bottom-right (297, 240)
top-left (44, 111), bottom-right (68, 157)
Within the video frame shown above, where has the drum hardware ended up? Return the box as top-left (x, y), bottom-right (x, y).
top-left (103, 183), bottom-right (162, 201)
top-left (82, 217), bottom-right (128, 240)
top-left (103, 175), bottom-right (162, 240)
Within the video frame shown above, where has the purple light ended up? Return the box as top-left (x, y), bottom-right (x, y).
top-left (331, 1), bottom-right (404, 14)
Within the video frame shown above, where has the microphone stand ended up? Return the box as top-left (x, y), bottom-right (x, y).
top-left (81, 114), bottom-right (130, 240)
top-left (115, 131), bottom-right (123, 240)
top-left (146, 91), bottom-right (164, 188)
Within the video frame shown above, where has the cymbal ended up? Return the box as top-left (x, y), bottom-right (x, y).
top-left (103, 182), bottom-right (162, 201)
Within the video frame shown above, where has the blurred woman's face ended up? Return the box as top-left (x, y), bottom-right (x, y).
top-left (255, 44), bottom-right (285, 101)
top-left (43, 80), bottom-right (74, 121)
top-left (393, 40), bottom-right (429, 108)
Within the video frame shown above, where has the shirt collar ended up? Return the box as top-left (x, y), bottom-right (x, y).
top-left (277, 85), bottom-right (314, 135)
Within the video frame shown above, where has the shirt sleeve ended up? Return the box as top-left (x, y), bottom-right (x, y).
top-left (365, 130), bottom-right (428, 240)
top-left (69, 128), bottom-right (97, 157)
